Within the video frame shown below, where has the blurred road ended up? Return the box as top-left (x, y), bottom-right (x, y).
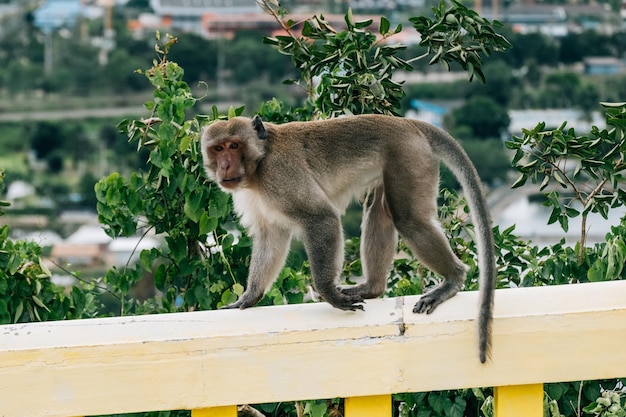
top-left (0, 106), bottom-right (147, 122)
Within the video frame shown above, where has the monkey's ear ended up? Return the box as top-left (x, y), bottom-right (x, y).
top-left (252, 115), bottom-right (268, 140)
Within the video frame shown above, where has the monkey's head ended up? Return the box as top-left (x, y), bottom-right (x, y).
top-left (201, 116), bottom-right (268, 191)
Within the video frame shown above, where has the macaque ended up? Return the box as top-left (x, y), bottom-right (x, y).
top-left (201, 114), bottom-right (496, 362)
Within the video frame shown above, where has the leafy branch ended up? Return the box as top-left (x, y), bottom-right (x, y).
top-left (0, 170), bottom-right (94, 323)
top-left (95, 33), bottom-right (250, 314)
top-left (258, 0), bottom-right (511, 118)
top-left (259, 0), bottom-right (407, 117)
top-left (410, 0), bottom-right (512, 82)
top-left (506, 102), bottom-right (626, 262)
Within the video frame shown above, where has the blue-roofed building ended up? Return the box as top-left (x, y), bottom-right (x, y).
top-left (407, 99), bottom-right (449, 128)
top-left (33, 0), bottom-right (83, 33)
top-left (583, 57), bottom-right (624, 76)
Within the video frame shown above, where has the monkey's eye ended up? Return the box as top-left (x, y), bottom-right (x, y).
top-left (230, 142), bottom-right (239, 150)
top-left (214, 145), bottom-right (224, 152)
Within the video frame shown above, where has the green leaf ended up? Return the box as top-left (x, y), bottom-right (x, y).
top-left (600, 101), bottom-right (626, 108)
top-left (154, 264), bottom-right (166, 290)
top-left (564, 205), bottom-right (580, 217)
top-left (199, 212), bottom-right (218, 236)
top-left (220, 289), bottom-right (237, 306)
top-left (70, 286), bottom-right (87, 315)
top-left (557, 214), bottom-right (569, 232)
top-left (354, 18), bottom-right (373, 29)
top-left (308, 402), bottom-right (327, 417)
top-left (521, 159), bottom-right (538, 169)
top-left (13, 301), bottom-right (23, 323)
top-left (233, 283), bottom-right (244, 296)
top-left (7, 253), bottom-right (20, 275)
top-left (553, 171), bottom-right (568, 188)
top-left (139, 248), bottom-right (157, 272)
top-left (345, 8), bottom-right (354, 29)
top-left (178, 134), bottom-right (192, 153)
top-left (38, 258), bottom-right (51, 278)
top-left (285, 291), bottom-right (304, 304)
top-left (184, 190), bottom-right (203, 223)
top-left (221, 233), bottom-right (235, 250)
top-left (166, 234), bottom-right (186, 262)
top-left (448, 396), bottom-right (467, 417)
top-left (547, 207), bottom-right (560, 225)
top-left (428, 393), bottom-right (448, 414)
top-left (511, 174), bottom-right (527, 189)
top-left (32, 295), bottom-right (50, 312)
top-left (380, 16), bottom-right (390, 35)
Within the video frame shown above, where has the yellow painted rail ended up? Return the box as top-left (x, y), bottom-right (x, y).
top-left (1, 280), bottom-right (626, 417)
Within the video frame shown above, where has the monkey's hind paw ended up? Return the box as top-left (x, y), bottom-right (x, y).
top-left (413, 280), bottom-right (461, 314)
top-left (413, 295), bottom-right (440, 314)
top-left (220, 297), bottom-right (255, 310)
top-left (220, 301), bottom-right (244, 310)
top-left (338, 284), bottom-right (384, 300)
top-left (413, 283), bottom-right (459, 314)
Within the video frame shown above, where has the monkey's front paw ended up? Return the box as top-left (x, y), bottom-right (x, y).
top-left (324, 293), bottom-right (365, 311)
top-left (341, 301), bottom-right (365, 312)
top-left (220, 291), bottom-right (265, 310)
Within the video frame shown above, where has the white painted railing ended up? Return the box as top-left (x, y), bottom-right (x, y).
top-left (1, 280), bottom-right (625, 417)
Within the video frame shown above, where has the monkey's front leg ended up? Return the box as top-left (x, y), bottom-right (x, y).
top-left (340, 185), bottom-right (397, 300)
top-left (303, 215), bottom-right (365, 311)
top-left (221, 226), bottom-right (292, 310)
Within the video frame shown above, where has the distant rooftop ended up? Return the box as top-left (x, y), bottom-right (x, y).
top-left (0, 3), bottom-right (19, 16)
top-left (508, 109), bottom-right (605, 137)
top-left (150, 0), bottom-right (260, 16)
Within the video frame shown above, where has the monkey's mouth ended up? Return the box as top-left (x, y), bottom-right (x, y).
top-left (221, 177), bottom-right (242, 188)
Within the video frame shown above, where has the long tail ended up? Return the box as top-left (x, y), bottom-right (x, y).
top-left (424, 123), bottom-right (497, 363)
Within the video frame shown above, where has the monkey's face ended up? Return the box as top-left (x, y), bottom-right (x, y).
top-left (201, 117), bottom-right (266, 192)
top-left (206, 139), bottom-right (247, 190)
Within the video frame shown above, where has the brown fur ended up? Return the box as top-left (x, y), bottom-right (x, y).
top-left (201, 114), bottom-right (496, 363)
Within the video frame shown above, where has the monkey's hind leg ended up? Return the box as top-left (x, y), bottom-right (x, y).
top-left (386, 176), bottom-right (467, 314)
top-left (398, 217), bottom-right (467, 314)
top-left (340, 186), bottom-right (397, 299)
